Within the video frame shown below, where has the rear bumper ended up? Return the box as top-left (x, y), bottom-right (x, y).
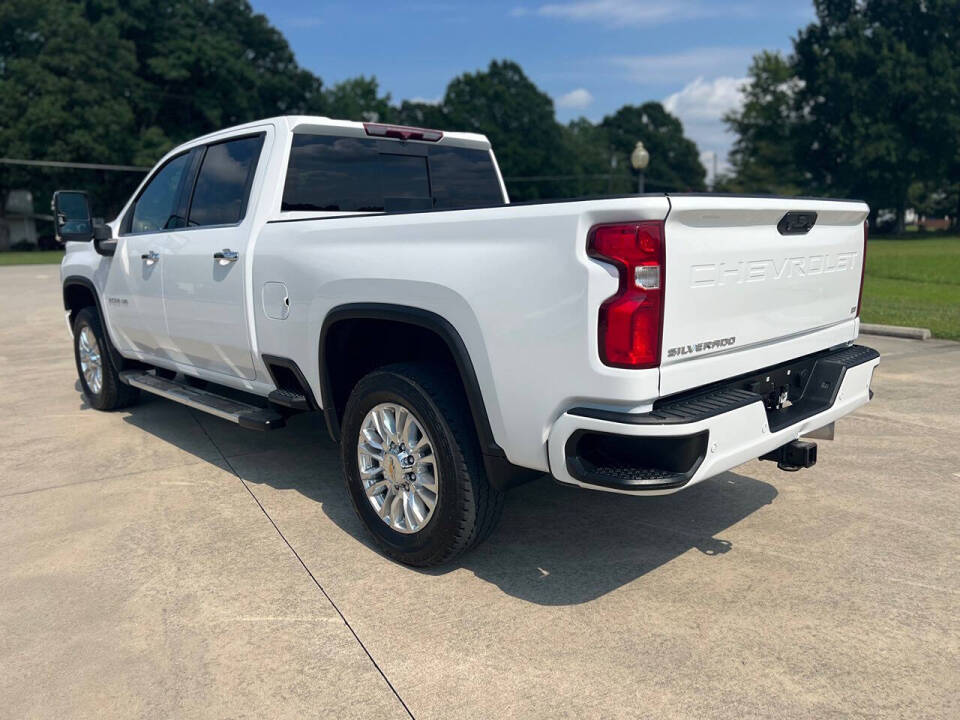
top-left (547, 344), bottom-right (879, 495)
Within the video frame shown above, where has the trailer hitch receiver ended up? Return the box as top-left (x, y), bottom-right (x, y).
top-left (761, 440), bottom-right (817, 472)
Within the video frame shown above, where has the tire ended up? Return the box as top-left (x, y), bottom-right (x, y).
top-left (340, 363), bottom-right (504, 566)
top-left (73, 306), bottom-right (139, 411)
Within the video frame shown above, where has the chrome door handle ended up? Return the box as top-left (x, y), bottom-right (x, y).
top-left (213, 249), bottom-right (239, 262)
top-left (141, 250), bottom-right (159, 263)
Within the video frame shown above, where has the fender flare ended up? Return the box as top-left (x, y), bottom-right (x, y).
top-left (62, 275), bottom-right (127, 372)
top-left (318, 303), bottom-right (537, 490)
top-left (319, 303), bottom-right (499, 450)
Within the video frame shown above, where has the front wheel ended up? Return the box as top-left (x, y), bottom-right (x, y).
top-left (340, 363), bottom-right (503, 566)
top-left (73, 306), bottom-right (139, 411)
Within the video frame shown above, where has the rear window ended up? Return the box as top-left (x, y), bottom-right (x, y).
top-left (281, 134), bottom-right (503, 213)
top-left (188, 135), bottom-right (263, 227)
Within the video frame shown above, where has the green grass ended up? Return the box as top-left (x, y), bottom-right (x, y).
top-left (862, 236), bottom-right (960, 340)
top-left (0, 250), bottom-right (65, 266)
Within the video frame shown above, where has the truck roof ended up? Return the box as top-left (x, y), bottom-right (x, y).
top-left (181, 115), bottom-right (492, 152)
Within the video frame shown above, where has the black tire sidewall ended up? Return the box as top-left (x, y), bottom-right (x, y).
top-left (73, 308), bottom-right (108, 408)
top-left (340, 370), bottom-right (468, 562)
top-left (72, 306), bottom-right (138, 411)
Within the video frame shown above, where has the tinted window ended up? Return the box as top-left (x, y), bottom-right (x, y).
top-left (188, 136), bottom-right (262, 227)
top-left (429, 146), bottom-right (503, 209)
top-left (131, 153), bottom-right (190, 233)
top-left (281, 134), bottom-right (504, 213)
top-left (381, 154), bottom-right (430, 211)
top-left (282, 135), bottom-right (383, 212)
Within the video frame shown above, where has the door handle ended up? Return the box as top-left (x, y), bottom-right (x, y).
top-left (141, 250), bottom-right (159, 263)
top-left (213, 249), bottom-right (239, 262)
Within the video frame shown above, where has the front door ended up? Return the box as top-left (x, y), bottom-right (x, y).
top-left (161, 134), bottom-right (265, 381)
top-left (103, 150), bottom-right (194, 358)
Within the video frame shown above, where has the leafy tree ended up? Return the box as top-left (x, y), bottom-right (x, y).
top-left (393, 100), bottom-right (447, 130)
top-left (441, 60), bottom-right (574, 200)
top-left (795, 0), bottom-right (960, 230)
top-left (320, 76), bottom-right (393, 123)
top-left (724, 51), bottom-right (804, 195)
top-left (0, 0), bottom-right (323, 215)
top-left (0, 0), bottom-right (143, 213)
top-left (723, 1), bottom-right (960, 231)
top-left (563, 118), bottom-right (617, 196)
top-left (601, 103), bottom-right (706, 192)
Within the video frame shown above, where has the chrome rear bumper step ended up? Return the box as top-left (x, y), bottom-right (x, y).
top-left (120, 371), bottom-right (285, 430)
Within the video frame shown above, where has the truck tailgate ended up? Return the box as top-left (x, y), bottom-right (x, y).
top-left (660, 195), bottom-right (868, 395)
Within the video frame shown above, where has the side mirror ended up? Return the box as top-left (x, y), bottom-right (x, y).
top-left (93, 218), bottom-right (117, 257)
top-left (52, 190), bottom-right (93, 243)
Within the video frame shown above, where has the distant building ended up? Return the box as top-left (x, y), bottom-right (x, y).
top-left (0, 190), bottom-right (52, 250)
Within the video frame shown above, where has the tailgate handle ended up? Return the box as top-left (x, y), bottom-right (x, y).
top-left (777, 211), bottom-right (818, 235)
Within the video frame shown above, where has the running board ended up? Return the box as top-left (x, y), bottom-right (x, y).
top-left (120, 371), bottom-right (286, 430)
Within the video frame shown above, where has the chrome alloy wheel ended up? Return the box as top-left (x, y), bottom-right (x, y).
top-left (78, 325), bottom-right (103, 395)
top-left (357, 402), bottom-right (439, 534)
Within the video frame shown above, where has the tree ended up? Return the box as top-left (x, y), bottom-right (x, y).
top-left (441, 60), bottom-right (574, 200)
top-left (320, 76), bottom-right (393, 123)
top-left (563, 118), bottom-right (615, 196)
top-left (724, 51), bottom-right (804, 195)
top-left (0, 0), bottom-right (324, 215)
top-left (0, 0), bottom-right (143, 213)
top-left (601, 103), bottom-right (706, 192)
top-left (393, 100), bottom-right (447, 130)
top-left (792, 0), bottom-right (960, 231)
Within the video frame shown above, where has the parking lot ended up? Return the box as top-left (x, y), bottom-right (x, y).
top-left (1, 264), bottom-right (958, 719)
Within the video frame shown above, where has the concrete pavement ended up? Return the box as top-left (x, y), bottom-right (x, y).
top-left (1, 265), bottom-right (958, 718)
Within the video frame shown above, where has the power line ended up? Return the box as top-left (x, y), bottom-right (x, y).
top-left (504, 174), bottom-right (615, 182)
top-left (0, 157), bottom-right (150, 172)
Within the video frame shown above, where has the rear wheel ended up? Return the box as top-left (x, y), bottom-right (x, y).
top-left (73, 306), bottom-right (139, 411)
top-left (340, 363), bottom-right (503, 566)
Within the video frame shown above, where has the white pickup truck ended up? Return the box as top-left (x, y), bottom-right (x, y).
top-left (56, 115), bottom-right (879, 565)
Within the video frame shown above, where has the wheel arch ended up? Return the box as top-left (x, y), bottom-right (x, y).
top-left (62, 275), bottom-right (101, 325)
top-left (318, 303), bottom-right (538, 491)
top-left (62, 275), bottom-right (129, 372)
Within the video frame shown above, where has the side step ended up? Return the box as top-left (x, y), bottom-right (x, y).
top-left (267, 388), bottom-right (311, 411)
top-left (120, 371), bottom-right (286, 430)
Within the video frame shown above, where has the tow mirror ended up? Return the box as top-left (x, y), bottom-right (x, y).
top-left (52, 190), bottom-right (93, 243)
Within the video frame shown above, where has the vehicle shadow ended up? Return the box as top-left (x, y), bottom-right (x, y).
top-left (435, 470), bottom-right (776, 605)
top-left (121, 404), bottom-right (778, 606)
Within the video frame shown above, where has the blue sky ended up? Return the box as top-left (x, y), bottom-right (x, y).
top-left (251, 0), bottom-right (816, 179)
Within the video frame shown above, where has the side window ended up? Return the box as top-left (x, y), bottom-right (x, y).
top-left (429, 146), bottom-right (504, 209)
top-left (131, 153), bottom-right (191, 233)
top-left (188, 136), bottom-right (263, 227)
top-left (282, 135), bottom-right (383, 212)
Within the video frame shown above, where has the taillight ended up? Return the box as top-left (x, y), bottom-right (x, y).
top-left (363, 122), bottom-right (443, 142)
top-left (588, 221), bottom-right (665, 368)
top-left (857, 219), bottom-right (868, 316)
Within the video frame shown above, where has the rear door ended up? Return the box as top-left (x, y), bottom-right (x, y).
top-left (161, 132), bottom-right (266, 380)
top-left (660, 195), bottom-right (868, 393)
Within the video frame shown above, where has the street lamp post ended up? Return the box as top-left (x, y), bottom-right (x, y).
top-left (630, 141), bottom-right (650, 194)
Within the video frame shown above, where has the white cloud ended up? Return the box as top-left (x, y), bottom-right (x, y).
top-left (407, 96), bottom-right (442, 106)
top-left (662, 76), bottom-right (749, 182)
top-left (610, 46), bottom-right (758, 85)
top-left (533, 0), bottom-right (715, 26)
top-left (556, 88), bottom-right (594, 109)
top-left (515, 1), bottom-right (802, 27)
top-left (663, 75), bottom-right (747, 123)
